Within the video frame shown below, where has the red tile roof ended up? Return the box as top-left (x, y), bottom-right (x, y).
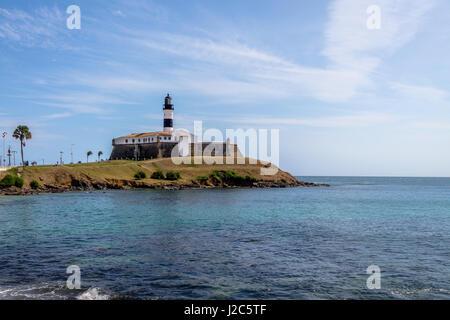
top-left (120, 131), bottom-right (172, 139)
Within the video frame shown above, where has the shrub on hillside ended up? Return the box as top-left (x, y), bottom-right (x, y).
top-left (209, 170), bottom-right (256, 186)
top-left (14, 177), bottom-right (24, 188)
top-left (0, 175), bottom-right (25, 188)
top-left (151, 170), bottom-right (165, 180)
top-left (134, 170), bottom-right (147, 180)
top-left (165, 171), bottom-right (181, 181)
top-left (196, 176), bottom-right (209, 183)
top-left (30, 180), bottom-right (40, 189)
top-left (0, 174), bottom-right (16, 188)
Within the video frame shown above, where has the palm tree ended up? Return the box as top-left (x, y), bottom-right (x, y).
top-left (12, 125), bottom-right (32, 167)
top-left (87, 151), bottom-right (93, 163)
top-left (98, 151), bottom-right (103, 162)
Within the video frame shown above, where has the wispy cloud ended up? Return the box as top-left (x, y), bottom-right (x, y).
top-left (32, 102), bottom-right (106, 115)
top-left (113, 0), bottom-right (436, 103)
top-left (17, 91), bottom-right (138, 115)
top-left (390, 82), bottom-right (447, 101)
top-left (129, 31), bottom-right (364, 102)
top-left (323, 0), bottom-right (437, 91)
top-left (2, 1), bottom-right (434, 106)
top-left (112, 10), bottom-right (125, 17)
top-left (324, 0), bottom-right (437, 68)
top-left (411, 121), bottom-right (450, 130)
top-left (232, 112), bottom-right (397, 128)
top-left (42, 112), bottom-right (73, 119)
top-left (0, 6), bottom-right (66, 47)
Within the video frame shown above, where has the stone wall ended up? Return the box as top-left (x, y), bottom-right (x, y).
top-left (110, 142), bottom-right (242, 160)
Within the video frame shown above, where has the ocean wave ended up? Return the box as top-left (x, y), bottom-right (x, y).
top-left (0, 283), bottom-right (69, 300)
top-left (390, 287), bottom-right (450, 299)
top-left (0, 283), bottom-right (111, 300)
top-left (76, 287), bottom-right (110, 300)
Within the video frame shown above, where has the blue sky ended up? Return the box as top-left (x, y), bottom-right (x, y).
top-left (0, 0), bottom-right (449, 176)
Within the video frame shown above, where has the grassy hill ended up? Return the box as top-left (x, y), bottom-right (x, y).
top-left (1, 157), bottom-right (321, 195)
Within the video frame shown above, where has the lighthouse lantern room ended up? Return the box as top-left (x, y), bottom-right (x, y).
top-left (163, 93), bottom-right (174, 134)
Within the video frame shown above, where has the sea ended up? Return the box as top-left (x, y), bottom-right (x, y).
top-left (0, 177), bottom-right (448, 300)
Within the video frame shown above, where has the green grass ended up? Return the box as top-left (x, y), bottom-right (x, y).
top-left (6, 167), bottom-right (19, 175)
top-left (65, 160), bottom-right (134, 167)
top-left (0, 157), bottom-right (294, 190)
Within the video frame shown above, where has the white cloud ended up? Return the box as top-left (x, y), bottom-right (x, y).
top-left (33, 102), bottom-right (106, 115)
top-left (72, 75), bottom-right (165, 93)
top-left (390, 82), bottom-right (447, 101)
top-left (17, 91), bottom-right (138, 115)
top-left (322, 0), bottom-right (437, 92)
top-left (0, 6), bottom-right (65, 47)
top-left (232, 112), bottom-right (396, 128)
top-left (42, 112), bottom-right (73, 119)
top-left (112, 10), bottom-right (125, 17)
top-left (0, 1), bottom-right (438, 109)
top-left (38, 92), bottom-right (135, 106)
top-left (124, 32), bottom-right (365, 102)
top-left (411, 121), bottom-right (450, 130)
top-left (120, 0), bottom-right (436, 103)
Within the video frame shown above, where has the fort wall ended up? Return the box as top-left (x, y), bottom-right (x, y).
top-left (110, 142), bottom-right (242, 160)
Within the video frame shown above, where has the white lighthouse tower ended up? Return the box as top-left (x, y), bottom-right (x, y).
top-left (163, 93), bottom-right (174, 134)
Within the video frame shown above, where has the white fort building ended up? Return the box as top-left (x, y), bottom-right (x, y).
top-left (110, 94), bottom-right (239, 160)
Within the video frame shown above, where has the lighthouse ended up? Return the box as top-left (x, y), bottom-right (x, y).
top-left (163, 93), bottom-right (174, 134)
top-left (110, 92), bottom-right (242, 161)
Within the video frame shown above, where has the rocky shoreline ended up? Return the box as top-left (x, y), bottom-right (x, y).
top-left (0, 178), bottom-right (329, 196)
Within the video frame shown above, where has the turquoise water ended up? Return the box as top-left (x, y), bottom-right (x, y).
top-left (0, 177), bottom-right (449, 299)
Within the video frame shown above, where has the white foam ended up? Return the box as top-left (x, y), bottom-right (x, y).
top-left (0, 283), bottom-right (68, 300)
top-left (76, 287), bottom-right (109, 300)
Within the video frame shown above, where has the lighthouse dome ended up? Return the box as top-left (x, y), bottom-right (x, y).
top-left (165, 94), bottom-right (172, 105)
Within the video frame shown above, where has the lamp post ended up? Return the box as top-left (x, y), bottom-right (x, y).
top-left (12, 150), bottom-right (17, 166)
top-left (7, 145), bottom-right (11, 167)
top-left (70, 144), bottom-right (75, 164)
top-left (2, 132), bottom-right (6, 168)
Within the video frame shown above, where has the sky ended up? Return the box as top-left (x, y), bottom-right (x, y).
top-left (0, 0), bottom-right (449, 176)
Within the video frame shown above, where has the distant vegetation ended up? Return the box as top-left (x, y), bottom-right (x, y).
top-left (0, 157), bottom-right (296, 193)
top-left (165, 171), bottom-right (181, 181)
top-left (151, 170), bottom-right (165, 180)
top-left (12, 125), bottom-right (31, 167)
top-left (134, 170), bottom-right (147, 180)
top-left (87, 151), bottom-right (93, 163)
top-left (30, 180), bottom-right (40, 189)
top-left (197, 170), bottom-right (257, 186)
top-left (0, 174), bottom-right (24, 188)
top-left (196, 176), bottom-right (209, 182)
top-left (150, 170), bottom-right (181, 181)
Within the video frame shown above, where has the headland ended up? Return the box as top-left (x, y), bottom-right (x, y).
top-left (0, 157), bottom-right (328, 196)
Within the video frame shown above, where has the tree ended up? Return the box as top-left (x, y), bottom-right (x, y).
top-left (98, 151), bottom-right (103, 162)
top-left (12, 125), bottom-right (32, 167)
top-left (87, 151), bottom-right (93, 163)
